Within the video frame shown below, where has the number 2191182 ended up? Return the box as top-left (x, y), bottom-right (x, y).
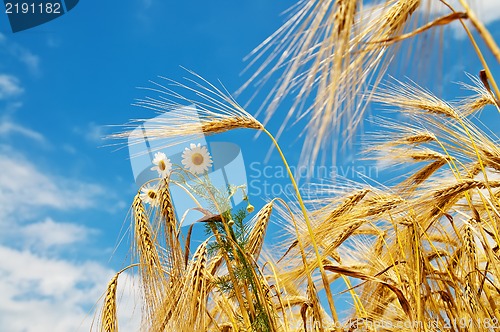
top-left (5, 2), bottom-right (61, 14)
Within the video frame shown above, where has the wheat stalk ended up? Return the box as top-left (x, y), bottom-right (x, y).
top-left (158, 178), bottom-right (177, 232)
top-left (400, 133), bottom-right (436, 144)
top-left (156, 178), bottom-right (184, 280)
top-left (324, 219), bottom-right (365, 255)
top-left (373, 78), bottom-right (460, 119)
top-left (247, 202), bottom-right (274, 260)
top-left (112, 70), bottom-right (263, 151)
top-left (326, 189), bottom-right (370, 221)
top-left (133, 193), bottom-right (163, 272)
top-left (132, 193), bottom-right (166, 325)
top-left (184, 239), bottom-right (210, 330)
top-left (383, 0), bottom-right (420, 35)
top-left (201, 116), bottom-right (262, 133)
top-left (100, 274), bottom-right (119, 332)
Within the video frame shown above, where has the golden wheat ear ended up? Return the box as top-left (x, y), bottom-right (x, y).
top-left (111, 70), bottom-right (263, 150)
top-left (458, 73), bottom-right (497, 114)
top-left (98, 264), bottom-right (142, 332)
top-left (132, 192), bottom-right (167, 324)
top-left (372, 78), bottom-right (460, 119)
top-left (100, 274), bottom-right (119, 332)
top-left (152, 239), bottom-right (211, 331)
top-left (183, 239), bottom-right (210, 329)
top-left (246, 202), bottom-right (274, 260)
top-left (156, 177), bottom-right (184, 279)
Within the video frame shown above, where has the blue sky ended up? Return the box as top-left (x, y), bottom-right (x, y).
top-left (0, 1), bottom-right (499, 331)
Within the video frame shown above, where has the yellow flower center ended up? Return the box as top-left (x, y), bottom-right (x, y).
top-left (191, 152), bottom-right (204, 166)
top-left (148, 190), bottom-right (157, 200)
top-left (159, 160), bottom-right (166, 171)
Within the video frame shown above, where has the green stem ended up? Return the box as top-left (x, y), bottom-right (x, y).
top-left (208, 222), bottom-right (254, 328)
top-left (263, 128), bottom-right (340, 328)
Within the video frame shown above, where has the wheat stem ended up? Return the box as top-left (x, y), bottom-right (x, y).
top-left (263, 128), bottom-right (340, 328)
top-left (457, 0), bottom-right (500, 63)
top-left (442, 0), bottom-right (500, 103)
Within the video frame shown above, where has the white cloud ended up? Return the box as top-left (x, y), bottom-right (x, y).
top-left (0, 152), bottom-right (105, 221)
top-left (0, 66), bottom-right (132, 329)
top-left (0, 119), bottom-right (45, 142)
top-left (46, 36), bottom-right (61, 48)
top-left (18, 218), bottom-right (97, 251)
top-left (425, 0), bottom-right (500, 23)
top-left (62, 143), bottom-right (77, 154)
top-left (0, 245), bottom-right (141, 332)
top-left (73, 122), bottom-right (109, 144)
top-left (467, 0), bottom-right (500, 26)
top-left (8, 44), bottom-right (40, 75)
top-left (1, 217), bottom-right (92, 252)
top-left (0, 34), bottom-right (41, 74)
top-left (0, 54), bottom-right (133, 329)
top-left (85, 122), bottom-right (108, 143)
top-left (0, 148), bottom-right (140, 331)
top-left (0, 74), bottom-right (23, 99)
top-left (18, 50), bottom-right (40, 74)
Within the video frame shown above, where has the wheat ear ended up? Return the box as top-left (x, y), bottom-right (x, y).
top-left (132, 192), bottom-right (166, 323)
top-left (247, 202), bottom-right (274, 260)
top-left (100, 274), bottom-right (119, 332)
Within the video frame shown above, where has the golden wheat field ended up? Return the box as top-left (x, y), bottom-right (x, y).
top-left (96, 0), bottom-right (500, 331)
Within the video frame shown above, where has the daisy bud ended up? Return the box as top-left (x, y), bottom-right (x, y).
top-left (228, 219), bottom-right (235, 226)
top-left (246, 204), bottom-right (255, 213)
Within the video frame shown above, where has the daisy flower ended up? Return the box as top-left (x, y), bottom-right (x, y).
top-left (151, 152), bottom-right (172, 178)
top-left (181, 143), bottom-right (213, 174)
top-left (140, 183), bottom-right (159, 206)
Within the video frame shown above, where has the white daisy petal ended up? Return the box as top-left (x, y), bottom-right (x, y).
top-left (140, 184), bottom-right (159, 206)
top-left (181, 143), bottom-right (213, 174)
top-left (151, 151), bottom-right (172, 178)
top-left (152, 152), bottom-right (166, 164)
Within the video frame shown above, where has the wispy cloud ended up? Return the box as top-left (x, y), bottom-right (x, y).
top-left (468, 0), bottom-right (500, 26)
top-left (0, 150), bottom-right (105, 221)
top-left (18, 50), bottom-right (40, 74)
top-left (0, 34), bottom-right (41, 75)
top-left (142, 0), bottom-right (153, 9)
top-left (0, 118), bottom-right (45, 142)
top-left (0, 74), bottom-right (23, 99)
top-left (17, 218), bottom-right (98, 251)
top-left (74, 121), bottom-right (109, 144)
